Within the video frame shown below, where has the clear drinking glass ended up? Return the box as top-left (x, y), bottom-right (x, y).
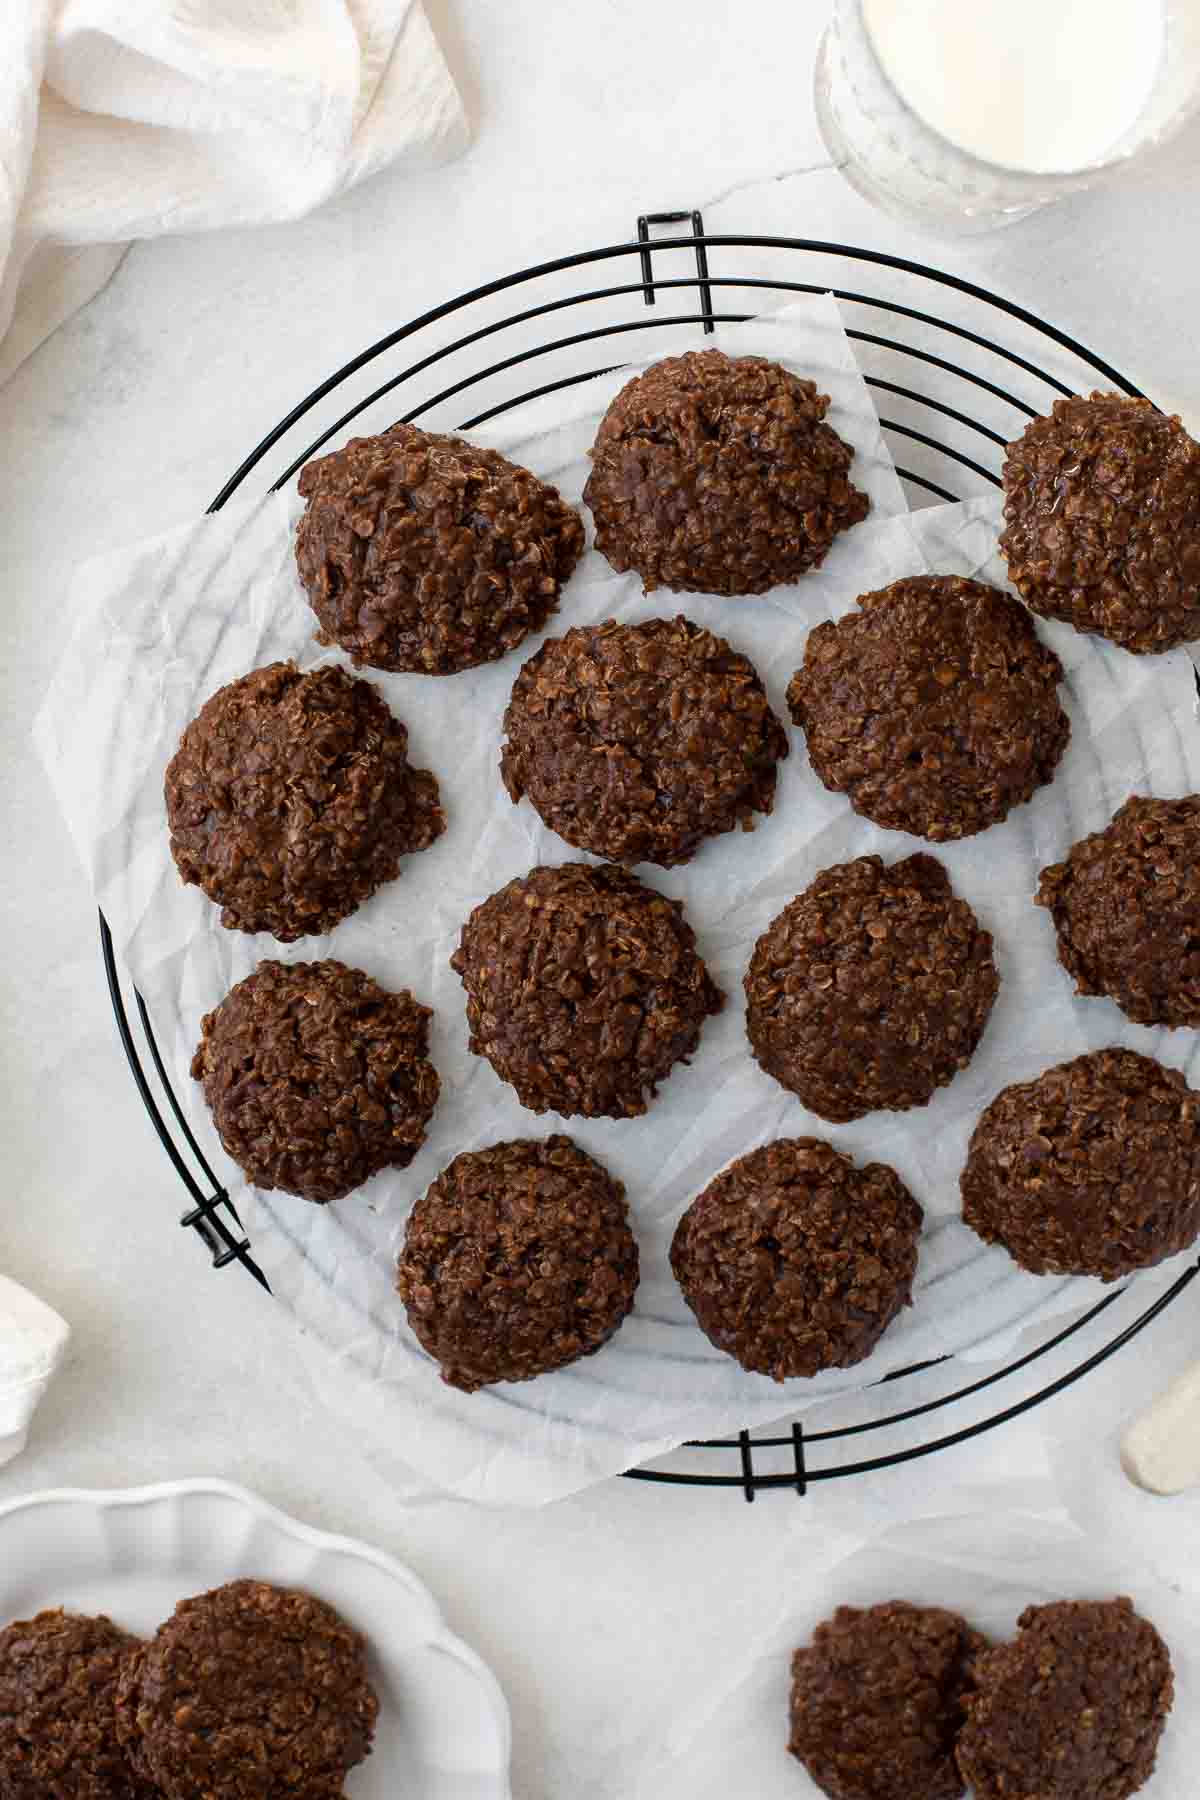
top-left (815, 0), bottom-right (1200, 236)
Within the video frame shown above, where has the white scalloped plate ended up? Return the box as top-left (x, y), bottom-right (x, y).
top-left (0, 1479), bottom-right (511, 1800)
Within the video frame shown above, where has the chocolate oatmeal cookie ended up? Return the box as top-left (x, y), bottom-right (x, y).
top-left (1001, 393), bottom-right (1200, 654)
top-left (669, 1139), bottom-right (922, 1379)
top-left (450, 862), bottom-right (723, 1118)
top-left (0, 1611), bottom-right (145, 1800)
top-left (500, 615), bottom-right (788, 866)
top-left (114, 1580), bottom-right (377, 1800)
top-left (165, 660), bottom-right (444, 941)
top-left (192, 959), bottom-right (439, 1203)
top-left (744, 854), bottom-right (998, 1122)
top-left (787, 575), bottom-right (1069, 840)
top-left (396, 1136), bottom-right (639, 1390)
top-left (789, 1601), bottom-right (986, 1800)
top-left (295, 423), bottom-right (584, 673)
top-left (1037, 794), bottom-right (1200, 1027)
top-left (957, 1598), bottom-right (1173, 1800)
top-left (583, 350), bottom-right (869, 596)
top-left (960, 1047), bottom-right (1200, 1279)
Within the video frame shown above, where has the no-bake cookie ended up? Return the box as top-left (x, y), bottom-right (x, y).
top-left (788, 1600), bottom-right (986, 1800)
top-left (165, 660), bottom-right (444, 941)
top-left (1001, 392), bottom-right (1200, 654)
top-left (957, 1598), bottom-right (1173, 1800)
top-left (0, 1611), bottom-right (146, 1800)
top-left (396, 1136), bottom-right (639, 1391)
top-left (787, 575), bottom-right (1069, 840)
top-left (115, 1580), bottom-right (377, 1800)
top-left (296, 423), bottom-right (584, 673)
top-left (192, 959), bottom-right (439, 1203)
top-left (1037, 794), bottom-right (1200, 1027)
top-left (670, 1138), bottom-right (922, 1380)
top-left (450, 862), bottom-right (723, 1119)
top-left (744, 853), bottom-right (998, 1121)
top-left (500, 615), bottom-right (788, 865)
top-left (960, 1047), bottom-right (1200, 1279)
top-left (583, 350), bottom-right (869, 595)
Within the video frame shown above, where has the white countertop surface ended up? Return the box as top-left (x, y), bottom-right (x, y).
top-left (5, 5), bottom-right (1200, 1795)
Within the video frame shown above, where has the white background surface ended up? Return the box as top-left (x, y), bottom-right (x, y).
top-left (5, 5), bottom-right (1200, 1795)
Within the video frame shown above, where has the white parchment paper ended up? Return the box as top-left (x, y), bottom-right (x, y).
top-left (35, 296), bottom-right (1200, 1505)
top-left (631, 1506), bottom-right (1200, 1799)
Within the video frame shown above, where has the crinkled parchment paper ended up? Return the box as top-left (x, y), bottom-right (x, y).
top-left (631, 1505), bottom-right (1200, 1799)
top-left (35, 296), bottom-right (1200, 1504)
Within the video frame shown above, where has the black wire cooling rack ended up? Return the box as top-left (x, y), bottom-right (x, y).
top-left (101, 209), bottom-right (1200, 1497)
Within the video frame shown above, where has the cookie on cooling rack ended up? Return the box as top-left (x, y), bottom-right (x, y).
top-left (960, 1047), bottom-right (1200, 1279)
top-left (192, 959), bottom-right (439, 1204)
top-left (1037, 794), bottom-right (1200, 1028)
top-left (396, 1136), bottom-right (640, 1391)
top-left (670, 1138), bottom-right (922, 1381)
top-left (787, 574), bottom-right (1069, 840)
top-left (582, 349), bottom-right (869, 595)
top-left (165, 660), bottom-right (444, 942)
top-left (744, 853), bottom-right (998, 1122)
top-left (500, 615), bottom-right (788, 866)
top-left (295, 423), bottom-right (585, 674)
top-left (1001, 392), bottom-right (1200, 654)
top-left (0, 1610), bottom-right (147, 1800)
top-left (788, 1600), bottom-right (987, 1800)
top-left (115, 1581), bottom-right (377, 1800)
top-left (450, 861), bottom-right (723, 1119)
top-left (957, 1598), bottom-right (1173, 1800)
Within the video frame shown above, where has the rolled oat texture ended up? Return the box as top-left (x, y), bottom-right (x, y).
top-left (295, 422), bottom-right (585, 673)
top-left (583, 349), bottom-right (869, 596)
top-left (114, 1580), bottom-right (378, 1800)
top-left (788, 1599), bottom-right (987, 1800)
top-left (165, 659), bottom-right (444, 942)
top-left (450, 861), bottom-right (723, 1119)
top-left (744, 852), bottom-right (998, 1122)
top-left (500, 614), bottom-right (788, 866)
top-left (960, 1047), bottom-right (1200, 1279)
top-left (957, 1597), bottom-right (1173, 1800)
top-left (192, 959), bottom-right (439, 1204)
top-left (1037, 794), bottom-right (1200, 1027)
top-left (0, 1610), bottom-right (147, 1800)
top-left (1001, 392), bottom-right (1200, 654)
top-left (787, 574), bottom-right (1069, 841)
top-left (396, 1136), bottom-right (639, 1391)
top-left (670, 1138), bottom-right (922, 1380)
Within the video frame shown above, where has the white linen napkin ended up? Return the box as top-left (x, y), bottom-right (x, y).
top-left (0, 1278), bottom-right (71, 1467)
top-left (0, 1), bottom-right (470, 386)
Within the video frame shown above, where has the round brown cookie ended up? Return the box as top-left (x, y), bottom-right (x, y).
top-left (500, 615), bottom-right (788, 866)
top-left (165, 660), bottom-right (444, 942)
top-left (1000, 392), bottom-right (1200, 654)
top-left (295, 423), bottom-right (584, 674)
top-left (582, 349), bottom-right (869, 596)
top-left (787, 575), bottom-right (1069, 841)
top-left (669, 1138), bottom-right (922, 1380)
top-left (957, 1598), bottom-right (1173, 1800)
top-left (450, 861), bottom-right (723, 1119)
top-left (744, 853), bottom-right (998, 1122)
top-left (960, 1047), bottom-right (1200, 1279)
top-left (192, 959), bottom-right (439, 1203)
top-left (0, 1611), bottom-right (147, 1800)
top-left (1037, 794), bottom-right (1200, 1027)
top-left (788, 1600), bottom-right (987, 1800)
top-left (114, 1580), bottom-right (377, 1800)
top-left (396, 1136), bottom-right (639, 1391)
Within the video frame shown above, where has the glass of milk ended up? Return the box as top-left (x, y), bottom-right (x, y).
top-left (815, 0), bottom-right (1200, 234)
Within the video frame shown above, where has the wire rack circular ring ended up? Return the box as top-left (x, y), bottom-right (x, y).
top-left (100, 208), bottom-right (1200, 1499)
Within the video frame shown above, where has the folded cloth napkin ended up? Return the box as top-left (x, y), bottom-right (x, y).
top-left (0, 1), bottom-right (470, 385)
top-left (0, 1277), bottom-right (71, 1466)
